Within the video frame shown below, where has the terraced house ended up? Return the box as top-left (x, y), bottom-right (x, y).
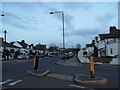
top-left (78, 26), bottom-right (120, 65)
top-left (96, 26), bottom-right (120, 64)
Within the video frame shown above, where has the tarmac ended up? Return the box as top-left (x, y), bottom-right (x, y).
top-left (27, 56), bottom-right (108, 85)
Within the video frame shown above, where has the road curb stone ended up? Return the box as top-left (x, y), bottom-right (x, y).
top-left (74, 74), bottom-right (107, 85)
top-left (27, 70), bottom-right (50, 77)
top-left (46, 73), bottom-right (74, 82)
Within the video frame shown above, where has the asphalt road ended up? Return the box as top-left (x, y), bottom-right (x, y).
top-left (1, 56), bottom-right (120, 89)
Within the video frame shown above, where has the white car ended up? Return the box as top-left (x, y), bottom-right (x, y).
top-left (17, 55), bottom-right (23, 60)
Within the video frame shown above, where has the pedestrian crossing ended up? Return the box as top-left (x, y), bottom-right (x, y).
top-left (0, 79), bottom-right (22, 86)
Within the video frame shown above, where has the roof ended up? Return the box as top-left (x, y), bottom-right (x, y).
top-left (86, 44), bottom-right (93, 47)
top-left (99, 29), bottom-right (120, 40)
top-left (2, 41), bottom-right (20, 48)
top-left (11, 41), bottom-right (28, 48)
top-left (35, 44), bottom-right (46, 50)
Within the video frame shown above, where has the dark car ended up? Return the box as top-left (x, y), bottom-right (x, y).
top-left (28, 55), bottom-right (34, 58)
top-left (61, 53), bottom-right (69, 59)
top-left (36, 54), bottom-right (45, 58)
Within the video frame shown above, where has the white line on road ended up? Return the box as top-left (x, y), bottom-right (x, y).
top-left (9, 80), bottom-right (22, 86)
top-left (0, 79), bottom-right (12, 85)
top-left (70, 84), bottom-right (86, 88)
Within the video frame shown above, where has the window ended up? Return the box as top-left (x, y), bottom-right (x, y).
top-left (110, 49), bottom-right (113, 54)
top-left (114, 38), bottom-right (116, 43)
top-left (10, 49), bottom-right (14, 53)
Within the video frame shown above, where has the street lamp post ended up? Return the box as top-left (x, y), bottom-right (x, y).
top-left (1, 14), bottom-right (7, 60)
top-left (4, 30), bottom-right (7, 43)
top-left (4, 30), bottom-right (7, 60)
top-left (50, 11), bottom-right (65, 49)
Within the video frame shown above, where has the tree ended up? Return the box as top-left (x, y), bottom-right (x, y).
top-left (49, 43), bottom-right (56, 47)
top-left (76, 44), bottom-right (81, 49)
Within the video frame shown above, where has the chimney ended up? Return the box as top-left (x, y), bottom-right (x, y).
top-left (95, 36), bottom-right (98, 41)
top-left (109, 26), bottom-right (116, 33)
top-left (0, 37), bottom-right (4, 41)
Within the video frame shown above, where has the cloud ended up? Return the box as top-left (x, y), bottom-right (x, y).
top-left (3, 2), bottom-right (47, 12)
top-left (96, 13), bottom-right (116, 33)
top-left (65, 13), bottom-right (116, 37)
top-left (65, 28), bottom-right (101, 37)
top-left (62, 2), bottom-right (94, 10)
top-left (2, 11), bottom-right (39, 31)
top-left (96, 13), bottom-right (114, 25)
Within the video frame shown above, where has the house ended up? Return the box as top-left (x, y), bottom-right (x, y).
top-left (34, 43), bottom-right (46, 54)
top-left (35, 43), bottom-right (46, 51)
top-left (10, 40), bottom-right (30, 54)
top-left (96, 26), bottom-right (120, 64)
top-left (97, 26), bottom-right (120, 57)
top-left (0, 37), bottom-right (20, 60)
top-left (77, 26), bottom-right (120, 64)
top-left (85, 43), bottom-right (94, 56)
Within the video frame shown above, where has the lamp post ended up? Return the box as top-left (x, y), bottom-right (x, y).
top-left (1, 14), bottom-right (7, 60)
top-left (4, 30), bottom-right (7, 60)
top-left (50, 11), bottom-right (65, 49)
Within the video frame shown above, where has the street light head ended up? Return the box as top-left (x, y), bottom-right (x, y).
top-left (50, 12), bottom-right (54, 14)
top-left (4, 30), bottom-right (7, 33)
top-left (1, 14), bottom-right (4, 16)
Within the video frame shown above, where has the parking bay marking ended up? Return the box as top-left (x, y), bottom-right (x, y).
top-left (9, 80), bottom-right (22, 86)
top-left (0, 79), bottom-right (12, 85)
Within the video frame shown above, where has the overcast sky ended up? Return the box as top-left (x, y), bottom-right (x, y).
top-left (0, 1), bottom-right (118, 48)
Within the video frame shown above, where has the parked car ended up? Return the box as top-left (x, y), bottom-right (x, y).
top-left (68, 52), bottom-right (73, 57)
top-left (28, 55), bottom-right (34, 58)
top-left (17, 55), bottom-right (23, 60)
top-left (36, 54), bottom-right (44, 58)
top-left (61, 53), bottom-right (69, 59)
top-left (48, 53), bottom-right (55, 57)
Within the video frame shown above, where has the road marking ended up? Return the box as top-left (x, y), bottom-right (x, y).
top-left (9, 80), bottom-right (22, 86)
top-left (0, 79), bottom-right (12, 85)
top-left (70, 84), bottom-right (86, 88)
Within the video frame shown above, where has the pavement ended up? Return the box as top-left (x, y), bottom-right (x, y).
top-left (55, 56), bottom-right (82, 66)
top-left (27, 56), bottom-right (108, 85)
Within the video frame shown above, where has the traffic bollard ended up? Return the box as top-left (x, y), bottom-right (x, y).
top-left (34, 56), bottom-right (39, 71)
top-left (90, 56), bottom-right (95, 78)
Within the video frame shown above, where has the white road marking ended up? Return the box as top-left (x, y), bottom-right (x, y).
top-left (0, 79), bottom-right (12, 85)
top-left (9, 80), bottom-right (22, 86)
top-left (70, 84), bottom-right (86, 88)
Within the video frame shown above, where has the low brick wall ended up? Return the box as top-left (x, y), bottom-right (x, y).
top-left (94, 57), bottom-right (112, 63)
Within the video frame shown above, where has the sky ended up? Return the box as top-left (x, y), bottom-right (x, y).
top-left (0, 1), bottom-right (118, 48)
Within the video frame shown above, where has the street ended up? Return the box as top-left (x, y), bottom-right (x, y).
top-left (2, 56), bottom-right (119, 89)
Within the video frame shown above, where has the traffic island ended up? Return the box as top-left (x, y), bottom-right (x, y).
top-left (27, 70), bottom-right (50, 77)
top-left (74, 74), bottom-right (107, 85)
top-left (46, 73), bottom-right (74, 82)
top-left (27, 70), bottom-right (74, 82)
